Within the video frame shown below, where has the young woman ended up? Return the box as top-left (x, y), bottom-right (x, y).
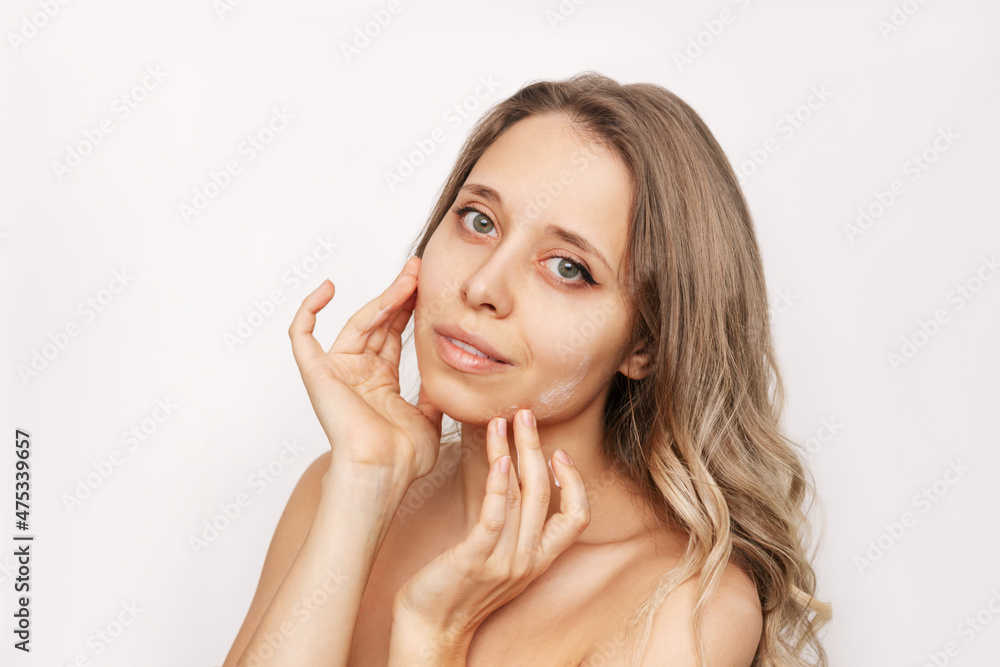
top-left (222, 72), bottom-right (831, 667)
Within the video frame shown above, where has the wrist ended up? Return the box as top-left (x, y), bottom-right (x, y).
top-left (306, 463), bottom-right (413, 557)
top-left (388, 612), bottom-right (471, 666)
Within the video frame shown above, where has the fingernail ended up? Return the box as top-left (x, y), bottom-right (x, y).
top-left (497, 417), bottom-right (506, 437)
top-left (520, 409), bottom-right (534, 427)
top-left (499, 456), bottom-right (511, 474)
top-left (555, 449), bottom-right (572, 465)
top-left (548, 459), bottom-right (561, 487)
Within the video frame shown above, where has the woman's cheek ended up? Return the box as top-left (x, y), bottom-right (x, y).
top-left (413, 273), bottom-right (461, 330)
top-left (529, 355), bottom-right (595, 419)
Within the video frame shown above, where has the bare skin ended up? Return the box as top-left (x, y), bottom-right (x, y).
top-left (222, 112), bottom-right (761, 667)
top-left (347, 440), bottom-right (692, 665)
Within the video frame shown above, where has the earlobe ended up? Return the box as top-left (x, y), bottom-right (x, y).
top-left (619, 350), bottom-right (652, 381)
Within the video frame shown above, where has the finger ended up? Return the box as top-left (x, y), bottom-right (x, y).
top-left (289, 279), bottom-right (336, 369)
top-left (513, 409), bottom-right (550, 557)
top-left (370, 286), bottom-right (416, 362)
top-left (327, 256), bottom-right (419, 356)
top-left (331, 269), bottom-right (414, 355)
top-left (490, 415), bottom-right (522, 562)
top-left (485, 416), bottom-right (509, 467)
top-left (456, 454), bottom-right (511, 562)
top-left (539, 450), bottom-right (591, 558)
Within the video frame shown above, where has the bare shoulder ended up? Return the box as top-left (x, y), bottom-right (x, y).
top-left (267, 449), bottom-right (331, 544)
top-left (635, 558), bottom-right (762, 667)
top-left (222, 450), bottom-right (330, 667)
top-left (248, 448), bottom-right (331, 586)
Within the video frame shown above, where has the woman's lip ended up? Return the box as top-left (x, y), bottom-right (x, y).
top-left (433, 324), bottom-right (510, 364)
top-left (434, 333), bottom-right (511, 374)
top-left (445, 336), bottom-right (503, 362)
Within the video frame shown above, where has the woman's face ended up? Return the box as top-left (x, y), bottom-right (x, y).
top-left (414, 112), bottom-right (647, 424)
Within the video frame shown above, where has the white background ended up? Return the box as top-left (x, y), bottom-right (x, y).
top-left (2, 1), bottom-right (999, 665)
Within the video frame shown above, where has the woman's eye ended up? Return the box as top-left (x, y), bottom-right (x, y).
top-left (457, 207), bottom-right (497, 237)
top-left (544, 256), bottom-right (589, 284)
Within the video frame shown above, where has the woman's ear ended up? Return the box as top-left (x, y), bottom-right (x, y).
top-left (618, 345), bottom-right (652, 381)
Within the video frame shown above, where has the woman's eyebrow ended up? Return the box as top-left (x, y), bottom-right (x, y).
top-left (545, 225), bottom-right (611, 272)
top-left (458, 183), bottom-right (612, 272)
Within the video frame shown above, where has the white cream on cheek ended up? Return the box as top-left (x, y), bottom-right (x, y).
top-left (480, 356), bottom-right (594, 416)
top-left (532, 355), bottom-right (593, 416)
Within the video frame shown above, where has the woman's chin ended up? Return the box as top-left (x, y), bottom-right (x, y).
top-left (441, 400), bottom-right (517, 427)
top-left (418, 375), bottom-right (517, 425)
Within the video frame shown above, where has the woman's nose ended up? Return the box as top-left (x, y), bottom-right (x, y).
top-left (461, 250), bottom-right (515, 317)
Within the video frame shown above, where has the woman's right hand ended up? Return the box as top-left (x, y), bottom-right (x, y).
top-left (287, 256), bottom-right (443, 487)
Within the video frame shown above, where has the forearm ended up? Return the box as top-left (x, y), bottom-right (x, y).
top-left (234, 463), bottom-right (409, 667)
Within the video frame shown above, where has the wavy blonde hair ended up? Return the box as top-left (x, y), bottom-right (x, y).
top-left (403, 71), bottom-right (831, 666)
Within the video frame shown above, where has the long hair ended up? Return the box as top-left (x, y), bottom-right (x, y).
top-left (402, 71), bottom-right (831, 666)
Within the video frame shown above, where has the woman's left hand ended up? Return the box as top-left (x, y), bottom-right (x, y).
top-left (387, 408), bottom-right (591, 665)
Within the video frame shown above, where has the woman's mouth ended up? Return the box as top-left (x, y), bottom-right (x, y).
top-left (434, 333), bottom-right (511, 374)
top-left (446, 337), bottom-right (503, 362)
